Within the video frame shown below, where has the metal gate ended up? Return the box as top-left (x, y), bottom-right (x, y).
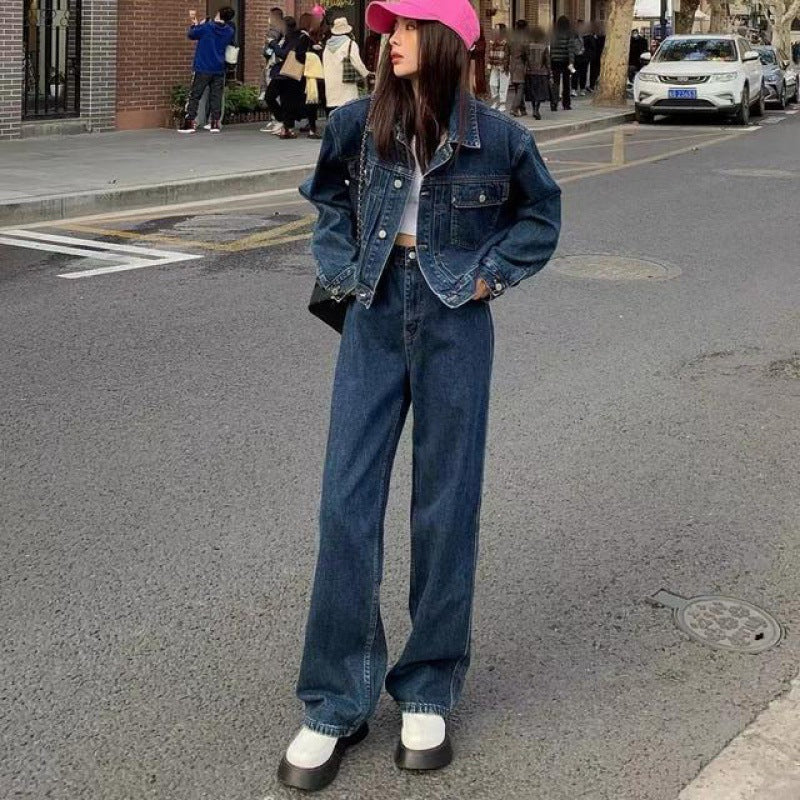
top-left (23, 0), bottom-right (82, 118)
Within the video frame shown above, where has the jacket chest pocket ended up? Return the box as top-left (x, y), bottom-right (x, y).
top-left (449, 180), bottom-right (510, 250)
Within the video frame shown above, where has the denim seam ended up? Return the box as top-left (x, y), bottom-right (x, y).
top-left (363, 392), bottom-right (406, 717)
top-left (397, 702), bottom-right (451, 717)
top-left (302, 716), bottom-right (361, 738)
top-left (449, 485), bottom-right (483, 711)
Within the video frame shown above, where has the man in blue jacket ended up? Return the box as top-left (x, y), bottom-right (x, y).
top-left (178, 6), bottom-right (235, 134)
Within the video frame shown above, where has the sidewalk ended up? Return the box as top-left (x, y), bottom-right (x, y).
top-left (0, 96), bottom-right (632, 225)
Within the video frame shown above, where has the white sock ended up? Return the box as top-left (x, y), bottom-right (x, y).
top-left (401, 712), bottom-right (446, 750)
top-left (285, 725), bottom-right (338, 769)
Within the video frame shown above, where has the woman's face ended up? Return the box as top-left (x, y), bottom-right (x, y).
top-left (388, 16), bottom-right (420, 79)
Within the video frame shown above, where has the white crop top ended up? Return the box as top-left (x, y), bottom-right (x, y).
top-left (397, 140), bottom-right (424, 237)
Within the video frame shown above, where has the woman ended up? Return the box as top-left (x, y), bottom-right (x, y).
top-left (278, 0), bottom-right (561, 792)
top-left (486, 23), bottom-right (510, 111)
top-left (505, 19), bottom-right (529, 116)
top-left (298, 13), bottom-right (323, 138)
top-left (322, 16), bottom-right (371, 114)
top-left (269, 16), bottom-right (311, 139)
top-left (524, 25), bottom-right (551, 120)
top-left (550, 15), bottom-right (577, 111)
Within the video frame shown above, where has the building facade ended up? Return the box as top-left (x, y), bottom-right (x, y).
top-left (1, 0), bottom-right (603, 141)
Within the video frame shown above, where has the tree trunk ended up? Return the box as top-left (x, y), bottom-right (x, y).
top-left (675, 0), bottom-right (702, 34)
top-left (773, 0), bottom-right (800, 62)
top-left (592, 0), bottom-right (637, 107)
top-left (708, 0), bottom-right (727, 32)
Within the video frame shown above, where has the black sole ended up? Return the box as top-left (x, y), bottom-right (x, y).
top-left (277, 721), bottom-right (369, 792)
top-left (394, 732), bottom-right (453, 771)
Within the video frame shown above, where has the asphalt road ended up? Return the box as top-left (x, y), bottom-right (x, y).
top-left (2, 111), bottom-right (799, 800)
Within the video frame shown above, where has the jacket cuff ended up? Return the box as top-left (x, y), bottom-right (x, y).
top-left (477, 260), bottom-right (509, 300)
top-left (317, 265), bottom-right (356, 300)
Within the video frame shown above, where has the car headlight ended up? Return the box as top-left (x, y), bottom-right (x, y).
top-left (711, 72), bottom-right (738, 82)
top-left (637, 73), bottom-right (659, 82)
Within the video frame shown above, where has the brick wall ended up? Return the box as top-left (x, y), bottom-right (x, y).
top-left (82, 0), bottom-right (118, 130)
top-left (116, 0), bottom-right (195, 128)
top-left (0, 0), bottom-right (23, 140)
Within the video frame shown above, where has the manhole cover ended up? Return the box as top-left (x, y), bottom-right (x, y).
top-left (649, 589), bottom-right (783, 654)
top-left (768, 356), bottom-right (800, 380)
top-left (548, 255), bottom-right (681, 280)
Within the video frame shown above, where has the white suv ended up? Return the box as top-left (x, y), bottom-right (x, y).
top-left (634, 34), bottom-right (765, 124)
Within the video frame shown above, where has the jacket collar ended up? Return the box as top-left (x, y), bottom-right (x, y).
top-left (392, 92), bottom-right (481, 151)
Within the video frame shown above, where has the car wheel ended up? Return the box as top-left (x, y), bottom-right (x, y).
top-left (735, 86), bottom-right (750, 125)
top-left (635, 107), bottom-right (653, 124)
top-left (752, 85), bottom-right (765, 117)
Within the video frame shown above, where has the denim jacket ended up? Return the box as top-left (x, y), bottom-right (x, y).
top-left (299, 94), bottom-right (561, 309)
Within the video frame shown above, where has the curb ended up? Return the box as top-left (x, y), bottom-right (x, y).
top-left (0, 111), bottom-right (634, 226)
top-left (678, 675), bottom-right (800, 799)
top-left (531, 109), bottom-right (634, 142)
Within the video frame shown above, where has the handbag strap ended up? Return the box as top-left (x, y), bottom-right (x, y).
top-left (356, 99), bottom-right (371, 248)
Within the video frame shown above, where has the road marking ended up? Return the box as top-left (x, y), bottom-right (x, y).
top-left (225, 214), bottom-right (316, 251)
top-left (0, 230), bottom-right (201, 278)
top-left (559, 131), bottom-right (744, 184)
top-left (49, 214), bottom-right (316, 253)
top-left (5, 187), bottom-right (306, 230)
top-left (612, 128), bottom-right (625, 165)
top-left (61, 224), bottom-right (232, 251)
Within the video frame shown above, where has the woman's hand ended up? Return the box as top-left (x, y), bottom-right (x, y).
top-left (472, 277), bottom-right (490, 300)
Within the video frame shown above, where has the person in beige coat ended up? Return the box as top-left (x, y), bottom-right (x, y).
top-left (322, 17), bottom-right (371, 113)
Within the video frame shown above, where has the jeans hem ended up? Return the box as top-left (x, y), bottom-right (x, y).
top-left (302, 716), bottom-right (365, 738)
top-left (396, 702), bottom-right (451, 717)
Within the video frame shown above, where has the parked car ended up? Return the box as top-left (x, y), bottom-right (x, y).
top-left (755, 45), bottom-right (799, 107)
top-left (633, 34), bottom-right (765, 125)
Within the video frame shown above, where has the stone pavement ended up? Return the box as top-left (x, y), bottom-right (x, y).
top-left (0, 96), bottom-right (632, 224)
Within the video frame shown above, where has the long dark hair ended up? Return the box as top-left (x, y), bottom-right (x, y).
top-left (369, 20), bottom-right (470, 173)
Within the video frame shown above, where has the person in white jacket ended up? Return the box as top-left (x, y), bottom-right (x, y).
top-left (322, 18), bottom-right (372, 113)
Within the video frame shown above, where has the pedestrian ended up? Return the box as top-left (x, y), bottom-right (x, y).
top-left (506, 18), bottom-right (529, 116)
top-left (486, 23), bottom-right (510, 111)
top-left (261, 8), bottom-right (286, 134)
top-left (267, 16), bottom-right (312, 139)
top-left (323, 17), bottom-right (371, 114)
top-left (524, 25), bottom-right (551, 120)
top-left (277, 0), bottom-right (561, 792)
top-left (572, 19), bottom-right (592, 95)
top-left (298, 13), bottom-right (323, 139)
top-left (628, 28), bottom-right (648, 81)
top-left (178, 6), bottom-right (235, 134)
top-left (469, 27), bottom-right (488, 99)
top-left (589, 21), bottom-right (605, 91)
top-left (550, 15), bottom-right (577, 110)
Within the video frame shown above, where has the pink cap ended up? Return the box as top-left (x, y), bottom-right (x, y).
top-left (366, 0), bottom-right (480, 50)
top-left (311, 3), bottom-right (325, 16)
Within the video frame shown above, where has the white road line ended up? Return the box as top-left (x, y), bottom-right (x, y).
top-left (0, 230), bottom-right (202, 278)
top-left (59, 254), bottom-right (201, 279)
top-left (0, 236), bottom-right (137, 262)
top-left (1, 229), bottom-right (189, 259)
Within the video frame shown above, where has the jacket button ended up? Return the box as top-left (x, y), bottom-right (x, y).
top-left (330, 286), bottom-right (340, 296)
top-left (378, 229), bottom-right (387, 239)
top-left (494, 281), bottom-right (503, 292)
top-left (479, 193), bottom-right (487, 203)
top-left (394, 178), bottom-right (403, 189)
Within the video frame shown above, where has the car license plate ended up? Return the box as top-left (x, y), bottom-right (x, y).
top-left (669, 88), bottom-right (697, 99)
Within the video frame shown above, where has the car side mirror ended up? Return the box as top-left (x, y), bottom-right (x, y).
top-left (640, 52), bottom-right (652, 63)
top-left (743, 50), bottom-right (761, 62)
